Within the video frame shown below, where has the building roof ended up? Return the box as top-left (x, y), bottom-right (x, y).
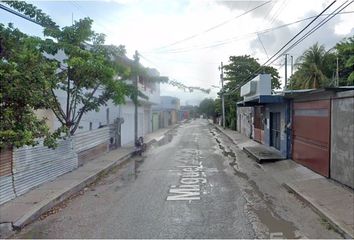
top-left (237, 95), bottom-right (285, 107)
top-left (237, 87), bottom-right (354, 107)
top-left (282, 87), bottom-right (354, 98)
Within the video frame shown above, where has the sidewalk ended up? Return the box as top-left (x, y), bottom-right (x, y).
top-left (213, 123), bottom-right (354, 238)
top-left (0, 126), bottom-right (176, 238)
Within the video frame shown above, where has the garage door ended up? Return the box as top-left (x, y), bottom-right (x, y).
top-left (292, 100), bottom-right (330, 177)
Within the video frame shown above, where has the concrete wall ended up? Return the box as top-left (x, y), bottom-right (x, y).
top-left (331, 91), bottom-right (354, 189)
top-left (263, 103), bottom-right (288, 158)
top-left (120, 102), bottom-right (152, 146)
top-left (237, 107), bottom-right (253, 138)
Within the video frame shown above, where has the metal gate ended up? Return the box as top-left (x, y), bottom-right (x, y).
top-left (292, 100), bottom-right (330, 177)
top-left (253, 106), bottom-right (265, 143)
top-left (270, 112), bottom-right (281, 150)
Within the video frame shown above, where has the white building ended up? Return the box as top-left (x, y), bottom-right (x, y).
top-left (37, 52), bottom-right (161, 147)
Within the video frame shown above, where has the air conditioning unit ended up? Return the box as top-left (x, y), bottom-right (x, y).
top-left (240, 74), bottom-right (271, 101)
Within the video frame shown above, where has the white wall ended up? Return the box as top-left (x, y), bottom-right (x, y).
top-left (52, 93), bottom-right (121, 133)
top-left (120, 102), bottom-right (152, 146)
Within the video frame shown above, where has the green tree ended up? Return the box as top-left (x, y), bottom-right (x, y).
top-left (1, 2), bottom-right (133, 148)
top-left (289, 43), bottom-right (336, 89)
top-left (220, 55), bottom-right (280, 129)
top-left (336, 36), bottom-right (354, 85)
top-left (0, 23), bottom-right (59, 148)
top-left (223, 55), bottom-right (281, 92)
top-left (198, 98), bottom-right (215, 118)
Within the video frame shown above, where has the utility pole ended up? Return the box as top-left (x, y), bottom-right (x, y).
top-left (284, 54), bottom-right (288, 90)
top-left (336, 56), bottom-right (339, 86)
top-left (290, 55), bottom-right (294, 91)
top-left (134, 50), bottom-right (139, 143)
top-left (220, 62), bottom-right (225, 128)
top-left (290, 55), bottom-right (294, 76)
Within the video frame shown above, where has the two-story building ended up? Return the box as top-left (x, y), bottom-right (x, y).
top-left (37, 52), bottom-right (161, 147)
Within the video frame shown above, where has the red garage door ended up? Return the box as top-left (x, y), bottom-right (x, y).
top-left (292, 100), bottom-right (330, 177)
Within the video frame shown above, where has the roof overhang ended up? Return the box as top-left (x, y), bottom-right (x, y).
top-left (237, 95), bottom-right (285, 107)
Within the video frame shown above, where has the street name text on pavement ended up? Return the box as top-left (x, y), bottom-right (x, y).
top-left (167, 165), bottom-right (207, 201)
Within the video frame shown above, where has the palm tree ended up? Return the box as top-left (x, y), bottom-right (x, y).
top-left (295, 43), bottom-right (334, 89)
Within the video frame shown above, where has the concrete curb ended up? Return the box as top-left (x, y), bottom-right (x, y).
top-left (211, 122), bottom-right (353, 239)
top-left (282, 183), bottom-right (352, 239)
top-left (211, 123), bottom-right (237, 146)
top-left (8, 130), bottom-right (172, 234)
top-left (12, 151), bottom-right (134, 231)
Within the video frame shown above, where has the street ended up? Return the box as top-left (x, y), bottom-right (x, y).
top-left (14, 120), bottom-right (342, 239)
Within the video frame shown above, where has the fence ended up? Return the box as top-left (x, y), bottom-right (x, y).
top-left (0, 147), bottom-right (15, 205)
top-left (73, 127), bottom-right (110, 166)
top-left (13, 139), bottom-right (78, 197)
top-left (0, 126), bottom-right (112, 205)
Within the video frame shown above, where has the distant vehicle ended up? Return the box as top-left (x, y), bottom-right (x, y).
top-left (200, 115), bottom-right (204, 119)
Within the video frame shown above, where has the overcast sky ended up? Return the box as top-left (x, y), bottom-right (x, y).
top-left (1, 0), bottom-right (353, 105)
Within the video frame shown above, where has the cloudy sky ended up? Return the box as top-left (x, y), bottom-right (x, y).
top-left (1, 0), bottom-right (353, 105)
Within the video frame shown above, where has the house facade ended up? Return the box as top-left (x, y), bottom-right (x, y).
top-left (36, 52), bottom-right (161, 147)
top-left (153, 96), bottom-right (181, 128)
top-left (237, 74), bottom-right (354, 189)
top-left (237, 74), bottom-right (290, 159)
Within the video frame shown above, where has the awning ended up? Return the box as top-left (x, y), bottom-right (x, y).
top-left (237, 95), bottom-right (285, 107)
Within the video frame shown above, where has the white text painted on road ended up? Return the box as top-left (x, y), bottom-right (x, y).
top-left (167, 165), bottom-right (207, 201)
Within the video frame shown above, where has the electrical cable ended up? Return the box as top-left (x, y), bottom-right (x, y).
top-left (227, 0), bottom-right (352, 95)
top-left (224, 0), bottom-right (340, 95)
top-left (273, 0), bottom-right (354, 64)
top-left (146, 10), bottom-right (354, 55)
top-left (154, 1), bottom-right (271, 51)
top-left (0, 3), bottom-right (42, 26)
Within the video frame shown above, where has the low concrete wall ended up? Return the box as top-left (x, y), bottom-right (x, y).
top-left (331, 91), bottom-right (354, 189)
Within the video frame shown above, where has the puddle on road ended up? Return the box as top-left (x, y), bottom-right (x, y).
top-left (152, 129), bottom-right (178, 147)
top-left (210, 125), bottom-right (299, 239)
top-left (156, 134), bottom-right (174, 146)
top-left (91, 157), bottom-right (142, 193)
top-left (253, 207), bottom-right (298, 239)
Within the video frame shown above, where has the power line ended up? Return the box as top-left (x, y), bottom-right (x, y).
top-left (269, 0), bottom-right (288, 25)
top-left (276, 0), bottom-right (354, 63)
top-left (154, 1), bottom-right (271, 51)
top-left (0, 3), bottom-right (42, 26)
top-left (257, 34), bottom-right (269, 59)
top-left (146, 10), bottom-right (354, 55)
top-left (70, 1), bottom-right (112, 34)
top-left (225, 0), bottom-right (339, 95)
top-left (228, 0), bottom-right (352, 94)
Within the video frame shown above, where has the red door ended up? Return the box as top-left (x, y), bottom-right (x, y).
top-left (292, 100), bottom-right (330, 177)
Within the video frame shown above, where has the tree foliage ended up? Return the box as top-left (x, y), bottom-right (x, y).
top-left (336, 36), bottom-right (354, 85)
top-left (198, 98), bottom-right (215, 117)
top-left (288, 43), bottom-right (335, 89)
top-left (220, 55), bottom-right (280, 129)
top-left (223, 55), bottom-right (281, 93)
top-left (1, 1), bottom-right (133, 148)
top-left (288, 37), bottom-right (354, 89)
top-left (0, 23), bottom-right (59, 148)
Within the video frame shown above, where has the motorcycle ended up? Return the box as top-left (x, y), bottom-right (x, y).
top-left (134, 136), bottom-right (147, 156)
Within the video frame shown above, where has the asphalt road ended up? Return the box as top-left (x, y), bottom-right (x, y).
top-left (14, 119), bottom-right (342, 239)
